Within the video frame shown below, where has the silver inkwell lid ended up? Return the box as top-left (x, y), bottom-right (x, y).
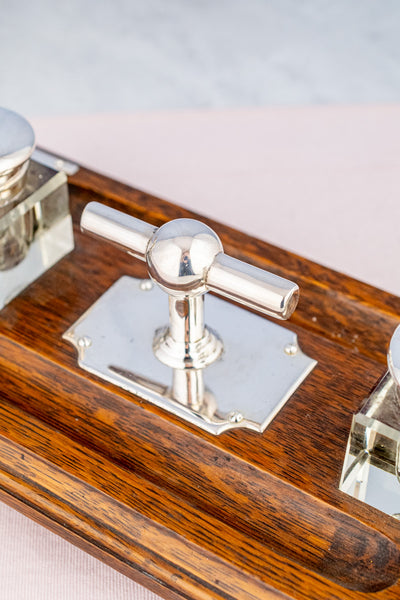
top-left (0, 107), bottom-right (35, 206)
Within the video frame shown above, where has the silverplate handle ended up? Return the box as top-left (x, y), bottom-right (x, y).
top-left (81, 201), bottom-right (299, 320)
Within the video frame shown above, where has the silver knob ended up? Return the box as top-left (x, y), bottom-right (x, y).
top-left (0, 108), bottom-right (35, 205)
top-left (81, 202), bottom-right (299, 371)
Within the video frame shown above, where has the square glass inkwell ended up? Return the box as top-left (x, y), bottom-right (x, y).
top-left (340, 326), bottom-right (400, 518)
top-left (0, 108), bottom-right (74, 308)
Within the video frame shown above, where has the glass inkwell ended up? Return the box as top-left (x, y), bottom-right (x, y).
top-left (340, 325), bottom-right (400, 518)
top-left (0, 108), bottom-right (74, 308)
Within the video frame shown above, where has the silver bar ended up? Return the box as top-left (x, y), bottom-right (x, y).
top-left (32, 149), bottom-right (79, 176)
top-left (207, 253), bottom-right (299, 320)
top-left (82, 203), bottom-right (299, 319)
top-left (81, 202), bottom-right (157, 262)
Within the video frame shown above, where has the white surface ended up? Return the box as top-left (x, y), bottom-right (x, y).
top-left (2, 1), bottom-right (400, 116)
top-left (0, 503), bottom-right (157, 600)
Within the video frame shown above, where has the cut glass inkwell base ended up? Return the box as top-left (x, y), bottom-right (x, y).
top-left (340, 373), bottom-right (400, 517)
top-left (340, 325), bottom-right (400, 517)
top-left (0, 161), bottom-right (74, 309)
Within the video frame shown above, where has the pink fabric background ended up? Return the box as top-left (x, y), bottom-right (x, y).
top-left (1, 105), bottom-right (400, 598)
top-left (31, 105), bottom-right (400, 295)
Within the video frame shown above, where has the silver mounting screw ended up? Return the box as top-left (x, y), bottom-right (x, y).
top-left (77, 336), bottom-right (92, 348)
top-left (140, 280), bottom-right (153, 291)
top-left (284, 343), bottom-right (298, 356)
top-left (229, 411), bottom-right (244, 424)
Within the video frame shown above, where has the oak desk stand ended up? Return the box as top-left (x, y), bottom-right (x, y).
top-left (0, 166), bottom-right (399, 600)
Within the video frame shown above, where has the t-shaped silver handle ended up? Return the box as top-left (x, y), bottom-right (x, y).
top-left (81, 202), bottom-right (299, 371)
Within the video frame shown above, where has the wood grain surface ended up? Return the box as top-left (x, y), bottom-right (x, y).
top-left (0, 165), bottom-right (400, 599)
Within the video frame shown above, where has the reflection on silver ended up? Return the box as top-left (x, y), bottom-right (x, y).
top-left (70, 202), bottom-right (316, 433)
top-left (340, 326), bottom-right (400, 517)
top-left (81, 202), bottom-right (156, 262)
top-left (64, 276), bottom-right (316, 435)
top-left (81, 203), bottom-right (300, 318)
top-left (207, 253), bottom-right (299, 320)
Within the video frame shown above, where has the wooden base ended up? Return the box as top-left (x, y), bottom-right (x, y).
top-left (1, 166), bottom-right (400, 599)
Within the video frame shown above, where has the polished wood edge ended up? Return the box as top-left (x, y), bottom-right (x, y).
top-left (0, 398), bottom-right (293, 600)
top-left (0, 331), bottom-right (399, 595)
top-left (1, 161), bottom-right (400, 599)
